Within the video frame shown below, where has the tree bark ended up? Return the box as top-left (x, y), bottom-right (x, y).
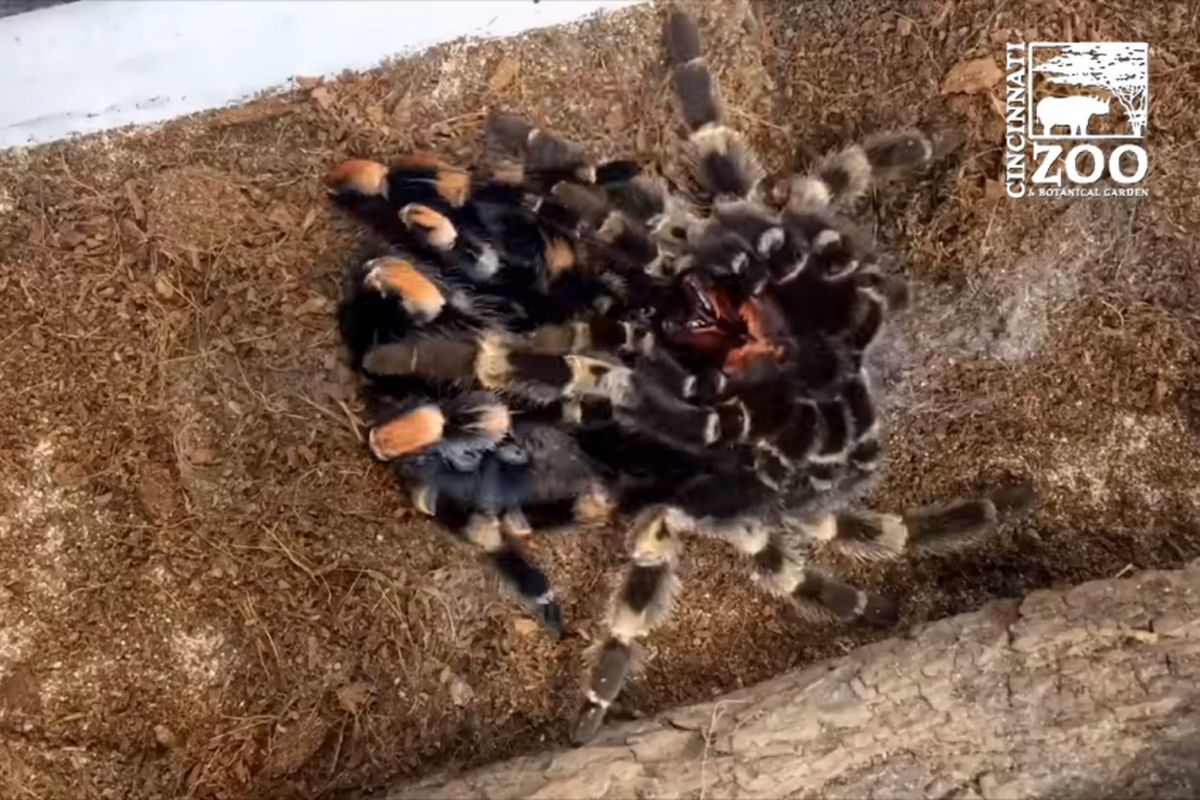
top-left (389, 560), bottom-right (1200, 800)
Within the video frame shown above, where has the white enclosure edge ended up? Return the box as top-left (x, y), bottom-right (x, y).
top-left (0, 0), bottom-right (641, 150)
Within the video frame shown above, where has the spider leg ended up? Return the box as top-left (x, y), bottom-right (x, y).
top-left (362, 326), bottom-right (730, 451)
top-left (506, 422), bottom-right (618, 530)
top-left (485, 113), bottom-right (598, 188)
top-left (483, 118), bottom-right (701, 290)
top-left (479, 108), bottom-right (643, 287)
top-left (605, 173), bottom-right (700, 264)
top-left (395, 423), bottom-right (615, 635)
top-left (788, 130), bottom-right (935, 215)
top-left (666, 10), bottom-right (765, 203)
top-left (430, 499), bottom-right (566, 635)
top-left (338, 246), bottom-right (685, 431)
top-left (797, 481), bottom-right (1039, 563)
top-left (404, 184), bottom-right (606, 321)
top-left (523, 317), bottom-right (652, 357)
top-left (325, 154), bottom-right (470, 239)
top-left (365, 391), bottom-right (511, 463)
top-left (327, 139), bottom-right (632, 324)
top-left (338, 250), bottom-right (509, 386)
top-left (570, 506), bottom-right (683, 745)
top-left (339, 244), bottom-right (592, 632)
top-left (665, 500), bottom-right (900, 629)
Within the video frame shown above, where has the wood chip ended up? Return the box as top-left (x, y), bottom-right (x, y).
top-left (210, 99), bottom-right (297, 128)
top-left (262, 713), bottom-right (329, 779)
top-left (59, 228), bottom-right (87, 248)
top-left (52, 461), bottom-right (89, 488)
top-left (267, 204), bottom-right (295, 229)
top-left (512, 618), bottom-right (540, 636)
top-left (187, 446), bottom-right (221, 466)
top-left (941, 57), bottom-right (1004, 95)
top-left (296, 443), bottom-right (317, 465)
top-left (606, 104), bottom-right (626, 133)
top-left (448, 674), bottom-right (475, 707)
top-left (310, 85), bottom-right (336, 111)
top-left (138, 464), bottom-right (180, 523)
top-left (306, 634), bottom-right (320, 669)
top-left (153, 724), bottom-right (179, 749)
top-left (336, 681), bottom-right (375, 715)
top-left (300, 207), bottom-right (318, 233)
top-left (120, 217), bottom-right (144, 242)
top-left (1154, 377), bottom-right (1169, 405)
top-left (930, 0), bottom-right (954, 28)
top-left (294, 295), bottom-right (332, 316)
top-left (488, 56), bottom-right (521, 92)
top-left (153, 273), bottom-right (175, 300)
top-left (124, 180), bottom-right (145, 223)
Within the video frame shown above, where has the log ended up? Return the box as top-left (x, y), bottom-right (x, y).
top-left (389, 560), bottom-right (1200, 799)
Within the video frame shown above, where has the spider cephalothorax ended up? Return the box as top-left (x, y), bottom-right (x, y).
top-left (324, 8), bottom-right (1036, 744)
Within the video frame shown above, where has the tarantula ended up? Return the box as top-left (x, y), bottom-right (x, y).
top-left (324, 9), bottom-right (1036, 745)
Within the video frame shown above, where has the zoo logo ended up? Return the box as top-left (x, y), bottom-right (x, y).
top-left (1004, 42), bottom-right (1149, 198)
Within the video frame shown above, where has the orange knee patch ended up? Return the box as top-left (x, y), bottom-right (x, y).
top-left (399, 204), bottom-right (457, 250)
top-left (325, 159), bottom-right (388, 197)
top-left (363, 257), bottom-right (446, 320)
top-left (543, 236), bottom-right (577, 278)
top-left (369, 405), bottom-right (446, 460)
top-left (390, 153), bottom-right (469, 206)
top-left (394, 152), bottom-right (447, 170)
top-left (435, 169), bottom-right (470, 208)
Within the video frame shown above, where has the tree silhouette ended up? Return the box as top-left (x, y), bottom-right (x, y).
top-left (1033, 43), bottom-right (1148, 136)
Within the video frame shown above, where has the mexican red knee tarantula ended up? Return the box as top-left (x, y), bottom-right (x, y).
top-left (324, 9), bottom-right (1036, 745)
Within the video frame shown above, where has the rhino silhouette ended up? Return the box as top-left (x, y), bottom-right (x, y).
top-left (1036, 94), bottom-right (1111, 136)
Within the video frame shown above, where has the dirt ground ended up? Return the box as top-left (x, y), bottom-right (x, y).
top-left (0, 0), bottom-right (1197, 798)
